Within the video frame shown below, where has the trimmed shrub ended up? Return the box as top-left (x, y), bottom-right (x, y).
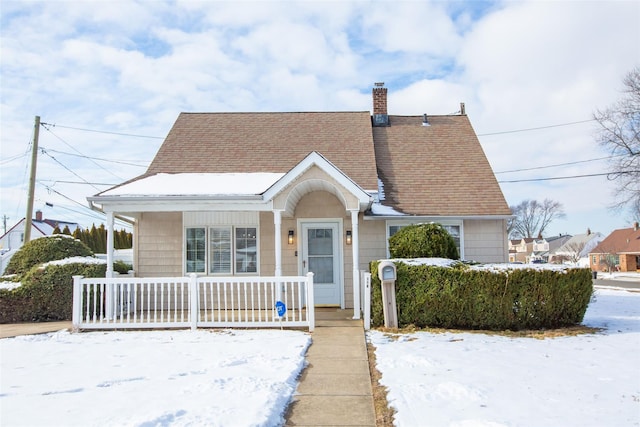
top-left (113, 260), bottom-right (133, 274)
top-left (0, 260), bottom-right (106, 323)
top-left (5, 235), bottom-right (93, 276)
top-left (389, 223), bottom-right (459, 259)
top-left (371, 260), bottom-right (593, 330)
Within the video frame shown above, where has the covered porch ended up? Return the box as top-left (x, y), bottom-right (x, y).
top-left (88, 152), bottom-right (373, 319)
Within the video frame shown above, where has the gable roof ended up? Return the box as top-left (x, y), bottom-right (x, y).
top-left (555, 232), bottom-right (604, 257)
top-left (94, 107), bottom-right (510, 219)
top-left (590, 226), bottom-right (640, 255)
top-left (373, 115), bottom-right (510, 216)
top-left (144, 112), bottom-right (379, 191)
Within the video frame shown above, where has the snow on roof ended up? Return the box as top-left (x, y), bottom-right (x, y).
top-left (370, 202), bottom-right (405, 216)
top-left (102, 173), bottom-right (286, 197)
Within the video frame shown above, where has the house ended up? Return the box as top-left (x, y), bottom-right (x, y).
top-left (589, 223), bottom-right (640, 272)
top-left (88, 83), bottom-right (511, 309)
top-left (0, 210), bottom-right (81, 274)
top-left (508, 238), bottom-right (535, 263)
top-left (550, 229), bottom-right (603, 266)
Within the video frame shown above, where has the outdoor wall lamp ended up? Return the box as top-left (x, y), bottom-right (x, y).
top-left (288, 229), bottom-right (295, 245)
top-left (346, 230), bottom-right (352, 245)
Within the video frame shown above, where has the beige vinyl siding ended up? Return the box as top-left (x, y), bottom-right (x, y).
top-left (359, 219), bottom-right (387, 269)
top-left (463, 219), bottom-right (508, 263)
top-left (136, 212), bottom-right (182, 277)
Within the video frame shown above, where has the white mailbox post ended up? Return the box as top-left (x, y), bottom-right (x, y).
top-left (378, 261), bottom-right (398, 328)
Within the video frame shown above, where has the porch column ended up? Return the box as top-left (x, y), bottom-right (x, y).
top-left (273, 209), bottom-right (283, 276)
top-left (106, 211), bottom-right (114, 278)
top-left (350, 209), bottom-right (361, 319)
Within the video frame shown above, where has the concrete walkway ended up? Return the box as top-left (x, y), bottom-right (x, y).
top-left (0, 321), bottom-right (71, 339)
top-left (285, 309), bottom-right (376, 427)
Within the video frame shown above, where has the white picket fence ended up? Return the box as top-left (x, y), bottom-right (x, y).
top-left (72, 273), bottom-right (315, 332)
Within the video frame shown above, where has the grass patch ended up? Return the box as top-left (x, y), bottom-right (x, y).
top-left (375, 324), bottom-right (602, 340)
top-left (367, 341), bottom-right (395, 427)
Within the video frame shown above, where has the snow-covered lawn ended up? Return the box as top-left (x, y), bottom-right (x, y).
top-left (2, 283), bottom-right (638, 427)
top-left (0, 329), bottom-right (310, 426)
top-left (370, 287), bottom-right (640, 427)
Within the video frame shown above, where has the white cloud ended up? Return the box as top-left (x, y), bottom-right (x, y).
top-left (1, 0), bottom-right (638, 236)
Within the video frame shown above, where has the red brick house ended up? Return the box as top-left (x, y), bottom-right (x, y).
top-left (589, 223), bottom-right (640, 272)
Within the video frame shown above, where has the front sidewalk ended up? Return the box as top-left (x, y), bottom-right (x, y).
top-left (285, 309), bottom-right (376, 426)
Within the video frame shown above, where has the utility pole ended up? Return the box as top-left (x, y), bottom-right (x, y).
top-left (24, 115), bottom-right (40, 243)
top-left (2, 215), bottom-right (8, 235)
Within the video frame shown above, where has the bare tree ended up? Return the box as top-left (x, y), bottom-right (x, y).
top-left (594, 67), bottom-right (640, 220)
top-left (509, 199), bottom-right (566, 239)
top-left (555, 240), bottom-right (587, 264)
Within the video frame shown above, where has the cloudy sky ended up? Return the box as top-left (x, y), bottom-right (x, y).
top-left (1, 0), bottom-right (639, 238)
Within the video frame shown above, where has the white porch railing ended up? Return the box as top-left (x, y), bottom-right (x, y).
top-left (72, 273), bottom-right (315, 332)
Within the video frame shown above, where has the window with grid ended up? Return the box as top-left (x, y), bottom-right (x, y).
top-left (185, 227), bottom-right (206, 273)
top-left (185, 226), bottom-right (258, 275)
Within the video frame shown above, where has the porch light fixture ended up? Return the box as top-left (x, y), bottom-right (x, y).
top-left (346, 230), bottom-right (352, 245)
top-left (288, 229), bottom-right (295, 245)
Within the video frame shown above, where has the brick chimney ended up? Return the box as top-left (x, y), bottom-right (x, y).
top-left (634, 222), bottom-right (639, 231)
top-left (35, 210), bottom-right (43, 222)
top-left (372, 82), bottom-right (389, 127)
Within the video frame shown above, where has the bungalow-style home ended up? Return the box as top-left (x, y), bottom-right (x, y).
top-left (88, 83), bottom-right (511, 309)
top-left (550, 229), bottom-right (603, 266)
top-left (0, 210), bottom-right (81, 274)
top-left (589, 223), bottom-right (640, 272)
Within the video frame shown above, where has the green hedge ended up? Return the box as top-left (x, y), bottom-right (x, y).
top-left (5, 235), bottom-right (93, 276)
top-left (389, 223), bottom-right (459, 259)
top-left (370, 260), bottom-right (593, 330)
top-left (0, 261), bottom-right (106, 323)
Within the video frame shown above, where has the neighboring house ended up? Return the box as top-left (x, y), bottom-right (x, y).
top-left (589, 223), bottom-right (640, 272)
top-left (88, 83), bottom-right (511, 308)
top-left (551, 229), bottom-right (603, 266)
top-left (508, 238), bottom-right (535, 263)
top-left (0, 210), bottom-right (81, 274)
top-left (529, 234), bottom-right (573, 263)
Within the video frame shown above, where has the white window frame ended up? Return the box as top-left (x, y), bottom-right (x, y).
top-left (185, 227), bottom-right (207, 274)
top-left (386, 220), bottom-right (464, 259)
top-left (184, 225), bottom-right (260, 276)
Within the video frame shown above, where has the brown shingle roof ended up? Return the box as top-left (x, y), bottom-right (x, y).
top-left (590, 226), bottom-right (640, 254)
top-left (373, 115), bottom-right (511, 216)
top-left (131, 111), bottom-right (510, 217)
top-left (144, 112), bottom-right (379, 191)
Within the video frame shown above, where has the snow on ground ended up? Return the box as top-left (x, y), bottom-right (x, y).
top-left (370, 287), bottom-right (640, 427)
top-left (0, 329), bottom-right (310, 427)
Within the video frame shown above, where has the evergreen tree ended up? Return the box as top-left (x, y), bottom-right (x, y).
top-left (62, 225), bottom-right (72, 235)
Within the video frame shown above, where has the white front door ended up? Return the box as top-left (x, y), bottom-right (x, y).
top-left (301, 222), bottom-right (341, 306)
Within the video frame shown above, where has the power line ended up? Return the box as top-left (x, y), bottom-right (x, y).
top-left (42, 147), bottom-right (149, 168)
top-left (36, 182), bottom-right (131, 228)
top-left (494, 155), bottom-right (621, 174)
top-left (498, 170), bottom-right (639, 183)
top-left (0, 151), bottom-right (29, 166)
top-left (39, 179), bottom-right (117, 186)
top-left (39, 148), bottom-right (101, 192)
top-left (41, 124), bottom-right (125, 181)
top-left (41, 122), bottom-right (164, 139)
top-left (477, 119), bottom-right (596, 137)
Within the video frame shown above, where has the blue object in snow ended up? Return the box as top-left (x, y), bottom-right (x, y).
top-left (275, 301), bottom-right (286, 317)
